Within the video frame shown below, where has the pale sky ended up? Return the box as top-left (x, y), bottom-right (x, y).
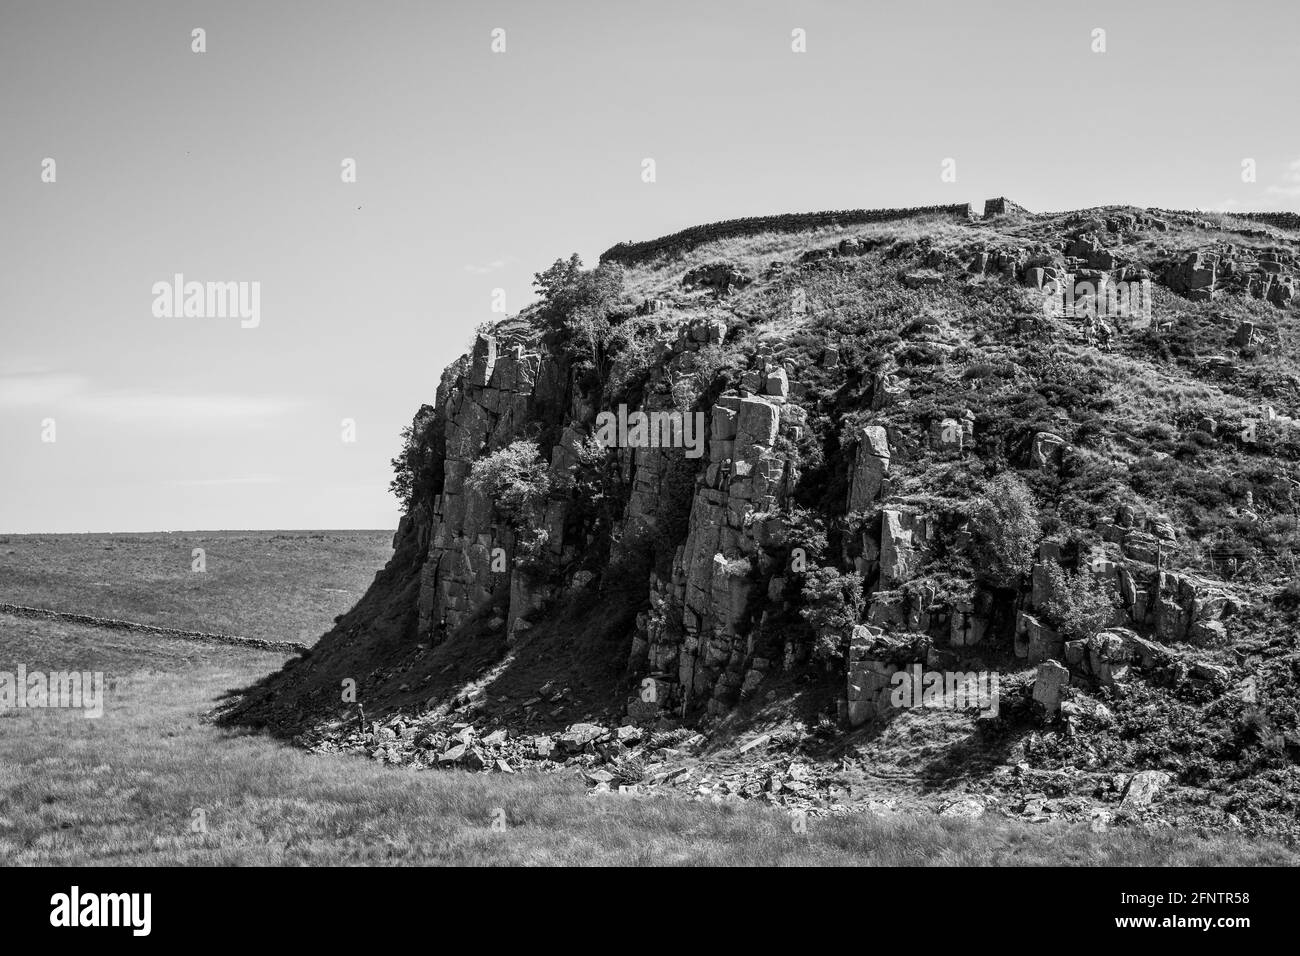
top-left (1, 0), bottom-right (1297, 532)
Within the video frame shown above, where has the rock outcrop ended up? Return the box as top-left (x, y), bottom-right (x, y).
top-left (222, 199), bottom-right (1300, 840)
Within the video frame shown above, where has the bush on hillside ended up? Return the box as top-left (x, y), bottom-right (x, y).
top-left (1039, 563), bottom-right (1120, 641)
top-left (799, 566), bottom-right (864, 664)
top-left (967, 473), bottom-right (1040, 587)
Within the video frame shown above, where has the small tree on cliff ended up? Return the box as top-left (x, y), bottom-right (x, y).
top-left (1039, 564), bottom-right (1120, 641)
top-left (466, 439), bottom-right (552, 530)
top-left (967, 472), bottom-right (1041, 587)
top-left (533, 254), bottom-right (624, 322)
top-left (799, 566), bottom-right (864, 664)
top-left (533, 254), bottom-right (628, 393)
top-left (389, 404), bottom-right (439, 510)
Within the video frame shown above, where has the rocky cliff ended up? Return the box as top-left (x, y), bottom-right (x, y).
top-left (225, 200), bottom-right (1300, 835)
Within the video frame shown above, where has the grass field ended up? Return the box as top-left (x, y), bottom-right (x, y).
top-left (0, 531), bottom-right (393, 643)
top-left (3, 610), bottom-right (1298, 865)
top-left (2, 531), bottom-right (1297, 865)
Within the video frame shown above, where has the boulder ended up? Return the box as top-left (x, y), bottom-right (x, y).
top-left (1085, 630), bottom-right (1136, 686)
top-left (763, 366), bottom-right (789, 399)
top-left (439, 743), bottom-right (468, 764)
top-left (557, 723), bottom-right (609, 753)
top-left (1126, 633), bottom-right (1171, 669)
top-left (1190, 661), bottom-right (1231, 686)
top-left (1032, 661), bottom-right (1071, 716)
top-left (1121, 770), bottom-right (1171, 809)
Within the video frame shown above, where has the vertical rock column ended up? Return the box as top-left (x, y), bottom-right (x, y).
top-left (674, 391), bottom-right (793, 714)
top-left (416, 331), bottom-right (553, 640)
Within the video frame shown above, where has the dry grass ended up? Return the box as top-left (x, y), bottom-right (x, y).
top-left (622, 215), bottom-right (971, 299)
top-left (3, 612), bottom-right (1295, 866)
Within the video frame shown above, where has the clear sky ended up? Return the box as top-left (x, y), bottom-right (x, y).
top-left (2, 0), bottom-right (1297, 533)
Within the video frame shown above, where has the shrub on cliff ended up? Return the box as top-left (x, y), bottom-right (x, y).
top-left (763, 506), bottom-right (830, 560)
top-left (533, 254), bottom-right (625, 330)
top-left (389, 404), bottom-right (439, 509)
top-left (533, 253), bottom-right (630, 393)
top-left (799, 566), bottom-right (863, 664)
top-left (1039, 564), bottom-right (1121, 641)
top-left (466, 440), bottom-right (552, 529)
top-left (603, 316), bottom-right (663, 401)
top-left (967, 473), bottom-right (1040, 587)
top-left (669, 343), bottom-right (732, 409)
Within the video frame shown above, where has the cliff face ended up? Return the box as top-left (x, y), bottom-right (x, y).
top-left (226, 200), bottom-right (1300, 832)
top-left (411, 322), bottom-right (564, 642)
top-left (399, 310), bottom-right (807, 722)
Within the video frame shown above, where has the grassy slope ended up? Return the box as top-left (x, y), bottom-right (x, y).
top-left (2, 612), bottom-right (1295, 865)
top-left (0, 531), bottom-right (393, 644)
